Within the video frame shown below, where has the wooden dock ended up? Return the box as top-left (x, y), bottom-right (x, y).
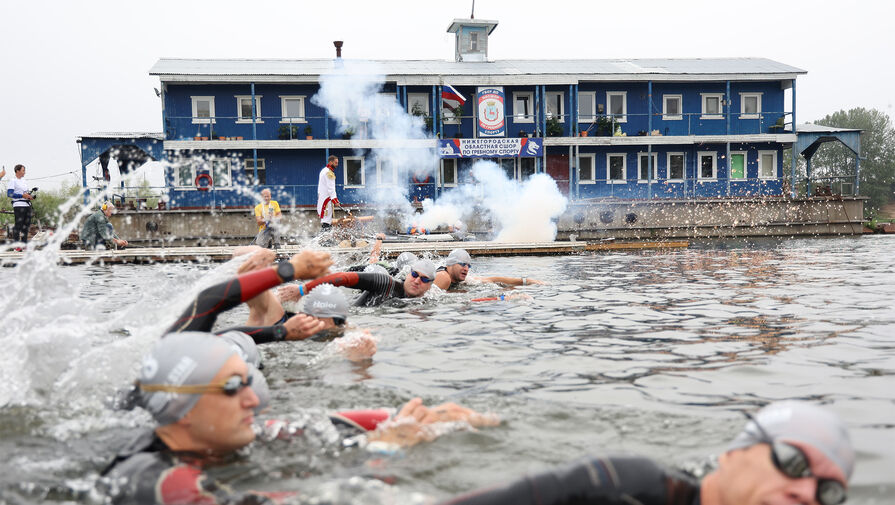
top-left (0, 240), bottom-right (689, 266)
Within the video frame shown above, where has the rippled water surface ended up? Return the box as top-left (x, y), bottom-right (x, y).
top-left (1, 235), bottom-right (893, 504)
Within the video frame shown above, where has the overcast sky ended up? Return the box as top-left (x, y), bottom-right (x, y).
top-left (2, 0), bottom-right (892, 188)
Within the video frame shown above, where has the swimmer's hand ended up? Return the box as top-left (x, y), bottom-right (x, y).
top-left (336, 330), bottom-right (377, 361)
top-left (277, 284), bottom-right (303, 302)
top-left (283, 313), bottom-right (326, 340)
top-left (237, 248), bottom-right (276, 273)
top-left (367, 398), bottom-right (500, 448)
top-left (288, 250), bottom-right (333, 279)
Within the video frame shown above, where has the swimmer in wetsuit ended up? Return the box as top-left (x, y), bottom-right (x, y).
top-left (100, 333), bottom-right (499, 505)
top-left (442, 401), bottom-right (854, 505)
top-left (285, 258), bottom-right (437, 307)
top-left (433, 248), bottom-right (546, 292)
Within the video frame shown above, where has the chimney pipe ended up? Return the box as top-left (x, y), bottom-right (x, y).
top-left (333, 41), bottom-right (343, 58)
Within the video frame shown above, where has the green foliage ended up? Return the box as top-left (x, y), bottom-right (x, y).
top-left (278, 125), bottom-right (299, 139)
top-left (1, 182), bottom-right (84, 228)
top-left (810, 108), bottom-right (895, 217)
top-left (546, 116), bottom-right (563, 137)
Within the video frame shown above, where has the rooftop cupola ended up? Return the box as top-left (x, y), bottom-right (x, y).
top-left (447, 18), bottom-right (498, 62)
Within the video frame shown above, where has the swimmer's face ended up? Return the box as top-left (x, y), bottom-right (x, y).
top-left (261, 189), bottom-right (271, 203)
top-left (446, 262), bottom-right (469, 282)
top-left (180, 355), bottom-right (259, 452)
top-left (404, 270), bottom-right (432, 298)
top-left (714, 442), bottom-right (847, 505)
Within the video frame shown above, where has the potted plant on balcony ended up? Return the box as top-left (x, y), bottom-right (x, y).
top-left (596, 116), bottom-right (614, 137)
top-left (342, 126), bottom-right (355, 140)
top-left (278, 125), bottom-right (299, 140)
top-left (546, 116), bottom-right (563, 137)
top-left (304, 124), bottom-right (313, 139)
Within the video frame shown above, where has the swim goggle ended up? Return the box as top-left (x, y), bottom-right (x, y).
top-left (333, 317), bottom-right (346, 326)
top-left (139, 374), bottom-right (254, 397)
top-left (745, 412), bottom-right (846, 505)
top-left (410, 271), bottom-right (433, 283)
top-left (455, 262), bottom-right (471, 268)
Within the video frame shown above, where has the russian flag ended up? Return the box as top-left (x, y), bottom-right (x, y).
top-left (442, 84), bottom-right (466, 109)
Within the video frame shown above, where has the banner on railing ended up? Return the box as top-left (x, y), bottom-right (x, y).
top-left (439, 138), bottom-right (543, 158)
top-left (477, 87), bottom-right (506, 137)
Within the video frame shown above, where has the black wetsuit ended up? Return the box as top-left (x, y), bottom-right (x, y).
top-left (301, 271), bottom-right (409, 307)
top-left (441, 455), bottom-right (700, 505)
top-left (347, 262), bottom-right (400, 276)
top-left (165, 261), bottom-right (297, 344)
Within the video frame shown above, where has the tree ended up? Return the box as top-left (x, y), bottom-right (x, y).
top-left (810, 108), bottom-right (895, 217)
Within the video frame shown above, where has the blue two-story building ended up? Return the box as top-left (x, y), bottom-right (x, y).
top-left (79, 17), bottom-right (864, 240)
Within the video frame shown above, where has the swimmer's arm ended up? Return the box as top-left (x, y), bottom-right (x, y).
top-left (472, 275), bottom-right (545, 287)
top-left (367, 233), bottom-right (386, 264)
top-left (299, 272), bottom-right (392, 296)
top-left (221, 314), bottom-right (326, 343)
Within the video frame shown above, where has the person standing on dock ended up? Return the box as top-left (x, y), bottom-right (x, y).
top-left (251, 188), bottom-right (282, 249)
top-left (6, 164), bottom-right (34, 247)
top-left (434, 248), bottom-right (545, 291)
top-left (317, 155), bottom-right (345, 232)
top-left (80, 202), bottom-right (128, 250)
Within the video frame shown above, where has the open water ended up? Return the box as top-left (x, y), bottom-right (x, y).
top-left (0, 235), bottom-right (893, 504)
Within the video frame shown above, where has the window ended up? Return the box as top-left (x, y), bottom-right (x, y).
top-left (546, 91), bottom-right (564, 122)
top-left (578, 154), bottom-right (595, 183)
top-left (607, 92), bottom-right (627, 123)
top-left (500, 159), bottom-right (515, 180)
top-left (740, 93), bottom-right (762, 119)
top-left (701, 93), bottom-right (724, 119)
top-left (663, 95), bottom-right (682, 120)
top-left (408, 93), bottom-right (430, 117)
top-left (578, 91), bottom-right (596, 124)
top-left (520, 158), bottom-right (535, 180)
top-left (440, 159), bottom-right (458, 187)
top-left (175, 162), bottom-right (194, 187)
top-left (235, 96), bottom-right (262, 123)
top-left (377, 159), bottom-right (397, 185)
top-left (244, 158), bottom-right (266, 185)
top-left (191, 96), bottom-right (215, 124)
top-left (607, 153), bottom-right (626, 183)
top-left (513, 92), bottom-right (534, 123)
top-left (698, 151), bottom-right (717, 179)
top-left (211, 159), bottom-right (231, 187)
top-left (343, 156), bottom-right (365, 187)
top-left (667, 152), bottom-right (685, 181)
top-left (730, 152), bottom-right (747, 180)
top-left (637, 153), bottom-right (658, 182)
top-left (280, 96), bottom-right (306, 123)
top-left (470, 31), bottom-right (479, 51)
top-left (758, 150), bottom-right (777, 179)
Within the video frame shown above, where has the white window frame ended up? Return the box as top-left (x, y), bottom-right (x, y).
top-left (666, 152), bottom-right (685, 182)
top-left (662, 94), bottom-right (682, 120)
top-left (343, 156), bottom-right (365, 188)
top-left (376, 158), bottom-right (398, 185)
top-left (235, 95), bottom-right (263, 124)
top-left (606, 153), bottom-right (627, 184)
top-left (758, 150), bottom-right (777, 180)
top-left (607, 91), bottom-right (627, 123)
top-left (513, 91), bottom-right (534, 123)
top-left (279, 95), bottom-right (307, 123)
top-left (546, 91), bottom-right (565, 122)
top-left (697, 151), bottom-right (718, 180)
top-left (191, 96), bottom-right (215, 124)
top-left (729, 151), bottom-right (748, 180)
top-left (577, 153), bottom-right (596, 184)
top-left (210, 158), bottom-right (232, 187)
top-left (578, 91), bottom-right (597, 124)
top-left (637, 152), bottom-right (659, 182)
top-left (739, 93), bottom-right (762, 119)
top-left (440, 158), bottom-right (458, 187)
top-left (701, 93), bottom-right (724, 120)
top-left (408, 92), bottom-right (430, 117)
top-left (173, 162), bottom-right (196, 189)
top-left (244, 158), bottom-right (266, 185)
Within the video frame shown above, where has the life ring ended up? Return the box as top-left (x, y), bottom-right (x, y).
top-left (195, 173), bottom-right (212, 191)
top-left (412, 175), bottom-right (432, 186)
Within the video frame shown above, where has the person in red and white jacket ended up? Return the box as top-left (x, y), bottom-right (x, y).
top-left (317, 155), bottom-right (344, 231)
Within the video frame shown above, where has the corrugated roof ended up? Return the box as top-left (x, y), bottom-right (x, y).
top-left (77, 132), bottom-right (165, 140)
top-left (795, 123), bottom-right (862, 133)
top-left (149, 57), bottom-right (805, 79)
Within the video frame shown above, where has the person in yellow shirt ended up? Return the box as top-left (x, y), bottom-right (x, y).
top-left (251, 188), bottom-right (282, 248)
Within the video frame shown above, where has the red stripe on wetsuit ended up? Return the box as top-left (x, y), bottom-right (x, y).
top-left (302, 272), bottom-right (360, 292)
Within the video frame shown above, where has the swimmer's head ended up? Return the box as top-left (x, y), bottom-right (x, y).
top-left (218, 331), bottom-right (269, 414)
top-left (728, 401), bottom-right (855, 482)
top-left (363, 263), bottom-right (389, 275)
top-left (405, 259), bottom-right (436, 297)
top-left (395, 252), bottom-right (419, 272)
top-left (137, 332), bottom-right (262, 426)
top-left (300, 283), bottom-right (349, 326)
top-left (444, 248), bottom-right (472, 282)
